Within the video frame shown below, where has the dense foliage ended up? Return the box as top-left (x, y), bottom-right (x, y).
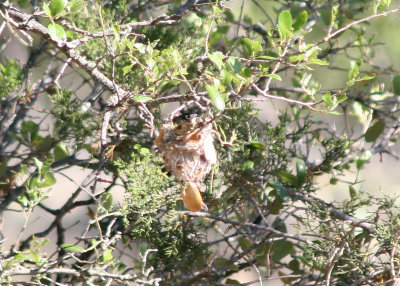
top-left (1, 0), bottom-right (400, 285)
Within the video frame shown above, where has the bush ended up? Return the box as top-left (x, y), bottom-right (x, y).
top-left (1, 0), bottom-right (400, 285)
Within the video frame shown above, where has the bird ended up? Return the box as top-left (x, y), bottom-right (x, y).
top-left (155, 108), bottom-right (217, 212)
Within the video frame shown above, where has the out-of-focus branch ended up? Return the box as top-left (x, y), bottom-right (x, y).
top-left (251, 83), bottom-right (319, 109)
top-left (288, 190), bottom-right (377, 235)
top-left (0, 266), bottom-right (137, 282)
top-left (320, 8), bottom-right (400, 43)
top-left (177, 210), bottom-right (315, 245)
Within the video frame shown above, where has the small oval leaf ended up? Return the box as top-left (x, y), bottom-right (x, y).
top-left (43, 2), bottom-right (52, 17)
top-left (293, 11), bottom-right (308, 32)
top-left (133, 95), bottom-right (152, 102)
top-left (393, 75), bottom-right (400, 95)
top-left (61, 243), bottom-right (85, 253)
top-left (365, 120), bottom-right (385, 142)
top-left (48, 23), bottom-right (67, 41)
top-left (122, 65), bottom-right (133, 75)
top-left (205, 84), bottom-right (225, 111)
top-left (101, 192), bottom-right (114, 211)
top-left (238, 237), bottom-right (252, 251)
top-left (265, 74), bottom-right (282, 81)
top-left (348, 60), bottom-right (362, 81)
top-left (49, 0), bottom-right (67, 18)
top-left (102, 248), bottom-right (113, 263)
top-left (276, 170), bottom-right (297, 186)
top-left (36, 172), bottom-right (57, 188)
top-left (296, 159), bottom-right (307, 186)
top-left (278, 10), bottom-right (292, 39)
top-left (54, 143), bottom-right (69, 161)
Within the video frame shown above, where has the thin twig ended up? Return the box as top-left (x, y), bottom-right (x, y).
top-left (251, 83), bottom-right (318, 109)
top-left (321, 8), bottom-right (400, 44)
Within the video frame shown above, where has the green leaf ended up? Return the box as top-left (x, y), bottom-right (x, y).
top-left (33, 157), bottom-right (43, 172)
top-left (356, 150), bottom-right (372, 170)
top-left (27, 177), bottom-right (38, 191)
top-left (61, 243), bottom-right (85, 253)
top-left (208, 52), bottom-right (224, 71)
top-left (241, 67), bottom-right (252, 78)
top-left (269, 196), bottom-right (283, 214)
top-left (43, 2), bottom-right (52, 18)
top-left (122, 65), bottom-right (133, 75)
top-left (29, 250), bottom-right (40, 265)
top-left (321, 5), bottom-right (338, 28)
top-left (352, 101), bottom-right (372, 125)
top-left (209, 25), bottom-right (229, 47)
top-left (21, 120), bottom-right (39, 142)
top-left (289, 54), bottom-right (305, 63)
top-left (205, 84), bottom-right (225, 111)
top-left (159, 80), bottom-right (180, 94)
top-left (296, 159), bottom-right (306, 186)
top-left (112, 24), bottom-right (120, 41)
top-left (359, 73), bottom-right (376, 82)
top-left (49, 0), bottom-right (68, 18)
top-left (0, 160), bottom-right (8, 177)
top-left (349, 185), bottom-right (357, 200)
top-left (225, 57), bottom-right (242, 73)
top-left (14, 253), bottom-right (31, 263)
top-left (48, 23), bottom-right (67, 41)
top-left (117, 262), bottom-right (127, 272)
top-left (288, 259), bottom-right (300, 273)
top-left (271, 240), bottom-right (295, 262)
top-left (257, 55), bottom-right (278, 60)
top-left (337, 93), bottom-right (347, 104)
top-left (36, 172), bottom-right (57, 188)
top-left (102, 248), bottom-right (113, 263)
top-left (323, 92), bottom-right (332, 107)
top-left (268, 181), bottom-right (289, 202)
top-left (133, 95), bottom-right (152, 102)
top-left (238, 237), bottom-right (252, 251)
top-left (374, 0), bottom-right (392, 13)
top-left (18, 193), bottom-right (29, 207)
top-left (241, 160), bottom-right (254, 171)
top-left (330, 177), bottom-right (339, 185)
top-left (54, 143), bottom-right (69, 161)
top-left (293, 11), bottom-right (308, 32)
top-left (248, 141), bottom-right (266, 152)
top-left (365, 120), bottom-right (385, 142)
top-left (101, 192), bottom-right (114, 211)
top-left (393, 75), bottom-right (400, 95)
top-left (69, 0), bottom-right (85, 12)
top-left (139, 242), bottom-right (148, 256)
top-left (221, 70), bottom-right (233, 88)
top-left (348, 60), bottom-right (362, 81)
top-left (278, 10), bottom-right (292, 39)
top-left (225, 279), bottom-right (240, 285)
top-left (320, 8), bottom-right (332, 26)
top-left (276, 170), bottom-right (297, 186)
top-left (241, 38), bottom-right (263, 57)
top-left (38, 135), bottom-right (52, 151)
top-left (265, 74), bottom-right (282, 81)
top-left (309, 58), bottom-right (328, 66)
top-left (139, 147), bottom-right (150, 155)
top-left (215, 257), bottom-right (229, 267)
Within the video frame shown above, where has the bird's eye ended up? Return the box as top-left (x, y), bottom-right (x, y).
top-left (173, 112), bottom-right (197, 124)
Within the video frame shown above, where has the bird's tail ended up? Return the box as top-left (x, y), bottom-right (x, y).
top-left (181, 183), bottom-right (207, 212)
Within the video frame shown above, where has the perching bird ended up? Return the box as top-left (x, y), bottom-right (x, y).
top-left (155, 108), bottom-right (217, 212)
